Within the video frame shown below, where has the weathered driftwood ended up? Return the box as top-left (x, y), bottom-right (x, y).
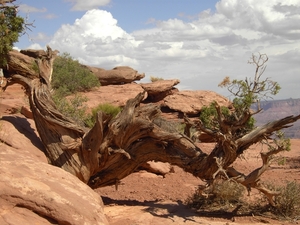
top-left (3, 47), bottom-right (300, 205)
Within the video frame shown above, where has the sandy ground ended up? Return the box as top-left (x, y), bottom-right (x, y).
top-left (1, 84), bottom-right (300, 225)
top-left (97, 140), bottom-right (300, 225)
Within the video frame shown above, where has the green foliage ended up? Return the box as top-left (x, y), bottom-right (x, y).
top-left (277, 157), bottom-right (287, 166)
top-left (186, 179), bottom-right (245, 210)
top-left (199, 53), bottom-right (282, 138)
top-left (52, 93), bottom-right (90, 127)
top-left (93, 103), bottom-right (121, 117)
top-left (269, 131), bottom-right (291, 152)
top-left (199, 102), bottom-right (230, 130)
top-left (52, 53), bottom-right (100, 97)
top-left (0, 3), bottom-right (25, 66)
top-left (275, 181), bottom-right (300, 218)
top-left (31, 61), bottom-right (39, 73)
top-left (51, 52), bottom-right (101, 127)
top-left (150, 76), bottom-right (164, 82)
top-left (85, 103), bottom-right (121, 127)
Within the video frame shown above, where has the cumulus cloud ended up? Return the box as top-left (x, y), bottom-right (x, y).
top-left (49, 9), bottom-right (138, 68)
top-left (65, 0), bottom-right (111, 11)
top-left (48, 0), bottom-right (300, 99)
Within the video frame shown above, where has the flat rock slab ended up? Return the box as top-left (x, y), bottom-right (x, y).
top-left (140, 79), bottom-right (180, 96)
top-left (87, 66), bottom-right (145, 85)
top-left (164, 90), bottom-right (231, 115)
top-left (83, 83), bottom-right (146, 109)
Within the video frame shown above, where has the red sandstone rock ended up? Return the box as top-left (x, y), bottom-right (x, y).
top-left (83, 83), bottom-right (146, 109)
top-left (86, 65), bottom-right (145, 85)
top-left (140, 79), bottom-right (180, 102)
top-left (138, 161), bottom-right (175, 177)
top-left (0, 143), bottom-right (109, 225)
top-left (164, 90), bottom-right (231, 115)
top-left (0, 118), bottom-right (108, 225)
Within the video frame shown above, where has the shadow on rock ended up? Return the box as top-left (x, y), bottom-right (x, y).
top-left (1, 115), bottom-right (45, 151)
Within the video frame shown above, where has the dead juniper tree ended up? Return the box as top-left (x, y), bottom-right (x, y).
top-left (185, 53), bottom-right (298, 206)
top-left (2, 47), bottom-right (299, 207)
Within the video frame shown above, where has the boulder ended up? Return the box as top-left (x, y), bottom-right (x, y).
top-left (83, 83), bottom-right (146, 109)
top-left (87, 66), bottom-right (145, 86)
top-left (138, 161), bottom-right (175, 177)
top-left (140, 79), bottom-right (180, 102)
top-left (0, 119), bottom-right (109, 225)
top-left (164, 90), bottom-right (231, 115)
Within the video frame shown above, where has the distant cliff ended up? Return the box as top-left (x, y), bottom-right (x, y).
top-left (253, 99), bottom-right (300, 138)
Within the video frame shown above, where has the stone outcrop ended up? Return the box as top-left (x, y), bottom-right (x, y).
top-left (140, 79), bottom-right (180, 102)
top-left (0, 119), bottom-right (109, 225)
top-left (138, 161), bottom-right (175, 177)
top-left (87, 66), bottom-right (145, 85)
top-left (83, 83), bottom-right (146, 108)
top-left (163, 90), bottom-right (232, 115)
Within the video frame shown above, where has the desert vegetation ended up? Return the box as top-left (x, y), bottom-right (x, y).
top-left (150, 76), bottom-right (164, 82)
top-left (1, 0), bottom-right (300, 223)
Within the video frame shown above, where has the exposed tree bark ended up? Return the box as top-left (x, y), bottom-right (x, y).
top-left (2, 47), bottom-right (300, 201)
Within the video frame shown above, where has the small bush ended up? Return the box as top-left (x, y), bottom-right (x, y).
top-left (53, 93), bottom-right (90, 127)
top-left (92, 103), bottom-right (121, 118)
top-left (186, 179), bottom-right (245, 210)
top-left (275, 181), bottom-right (300, 218)
top-left (150, 76), bottom-right (164, 82)
top-left (85, 103), bottom-right (121, 127)
top-left (52, 52), bottom-right (100, 97)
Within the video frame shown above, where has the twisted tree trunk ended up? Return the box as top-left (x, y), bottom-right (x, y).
top-left (2, 47), bottom-right (300, 196)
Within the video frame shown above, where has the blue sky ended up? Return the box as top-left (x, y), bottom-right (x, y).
top-left (15, 0), bottom-right (300, 100)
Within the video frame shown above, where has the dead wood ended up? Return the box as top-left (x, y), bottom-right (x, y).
top-left (2, 47), bottom-right (300, 198)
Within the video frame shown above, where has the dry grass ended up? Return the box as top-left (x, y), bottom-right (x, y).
top-left (185, 179), bottom-right (245, 210)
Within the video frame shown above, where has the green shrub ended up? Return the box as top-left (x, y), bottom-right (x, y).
top-left (275, 181), bottom-right (300, 218)
top-left (85, 103), bottom-right (121, 127)
top-left (0, 5), bottom-right (25, 67)
top-left (92, 103), bottom-right (121, 118)
top-left (53, 93), bottom-right (89, 127)
top-left (199, 101), bottom-right (255, 135)
top-left (52, 53), bottom-right (100, 97)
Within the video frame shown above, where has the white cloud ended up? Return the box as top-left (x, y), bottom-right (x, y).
top-left (48, 0), bottom-right (300, 99)
top-left (65, 0), bottom-right (111, 11)
top-left (49, 9), bottom-right (138, 68)
top-left (19, 4), bottom-right (47, 13)
top-left (27, 43), bottom-right (43, 50)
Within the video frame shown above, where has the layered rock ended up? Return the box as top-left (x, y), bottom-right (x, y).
top-left (83, 83), bottom-right (146, 108)
top-left (164, 90), bottom-right (232, 115)
top-left (140, 79), bottom-right (180, 102)
top-left (87, 66), bottom-right (145, 85)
